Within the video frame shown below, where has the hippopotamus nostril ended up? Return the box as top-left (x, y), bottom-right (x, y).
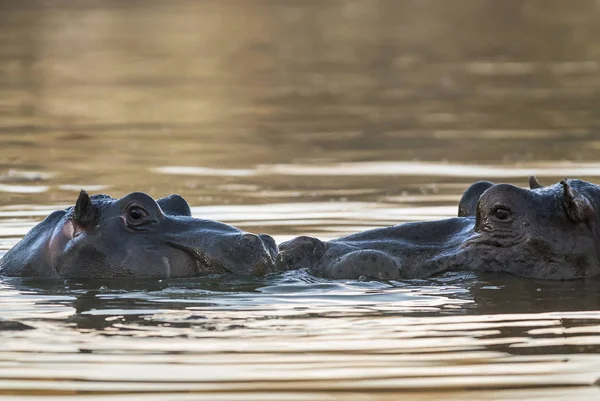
top-left (232, 233), bottom-right (276, 275)
top-left (240, 233), bottom-right (261, 247)
top-left (258, 234), bottom-right (278, 258)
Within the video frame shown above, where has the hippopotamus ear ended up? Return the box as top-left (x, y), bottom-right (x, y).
top-left (560, 180), bottom-right (596, 223)
top-left (73, 190), bottom-right (99, 227)
top-left (157, 194), bottom-right (192, 216)
top-left (458, 181), bottom-right (494, 217)
top-left (529, 176), bottom-right (543, 189)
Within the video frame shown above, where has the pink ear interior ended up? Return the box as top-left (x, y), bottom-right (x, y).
top-left (45, 219), bottom-right (76, 268)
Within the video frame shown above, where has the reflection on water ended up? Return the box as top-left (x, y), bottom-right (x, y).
top-left (2, 273), bottom-right (600, 399)
top-left (2, 0), bottom-right (600, 399)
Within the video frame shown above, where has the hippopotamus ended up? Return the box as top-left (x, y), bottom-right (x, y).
top-left (277, 177), bottom-right (600, 280)
top-left (0, 191), bottom-right (277, 279)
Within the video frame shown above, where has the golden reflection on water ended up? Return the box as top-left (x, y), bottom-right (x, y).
top-left (3, 0), bottom-right (600, 399)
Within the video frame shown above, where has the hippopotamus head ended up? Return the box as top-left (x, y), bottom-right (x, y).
top-left (0, 191), bottom-right (277, 279)
top-left (278, 177), bottom-right (600, 281)
top-left (457, 177), bottom-right (600, 279)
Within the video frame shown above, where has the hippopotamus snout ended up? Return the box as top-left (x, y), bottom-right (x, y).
top-left (160, 219), bottom-right (278, 276)
top-left (233, 233), bottom-right (278, 275)
top-left (276, 236), bottom-right (327, 271)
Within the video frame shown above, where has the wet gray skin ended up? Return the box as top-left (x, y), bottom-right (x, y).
top-left (277, 178), bottom-right (600, 280)
top-left (0, 191), bottom-right (277, 279)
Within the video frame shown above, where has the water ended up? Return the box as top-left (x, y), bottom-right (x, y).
top-left (2, 0), bottom-right (600, 399)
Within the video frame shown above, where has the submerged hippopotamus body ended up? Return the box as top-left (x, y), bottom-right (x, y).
top-left (277, 177), bottom-right (600, 280)
top-left (0, 191), bottom-right (277, 279)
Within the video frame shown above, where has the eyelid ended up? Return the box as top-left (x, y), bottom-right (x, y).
top-left (126, 203), bottom-right (149, 213)
top-left (492, 203), bottom-right (514, 212)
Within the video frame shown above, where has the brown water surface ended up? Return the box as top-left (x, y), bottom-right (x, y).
top-left (2, 0), bottom-right (600, 399)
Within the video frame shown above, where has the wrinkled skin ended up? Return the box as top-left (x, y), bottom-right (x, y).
top-left (0, 191), bottom-right (277, 279)
top-left (277, 178), bottom-right (600, 280)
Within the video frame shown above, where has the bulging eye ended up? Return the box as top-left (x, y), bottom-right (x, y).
top-left (128, 207), bottom-right (146, 220)
top-left (126, 205), bottom-right (149, 226)
top-left (492, 207), bottom-right (512, 221)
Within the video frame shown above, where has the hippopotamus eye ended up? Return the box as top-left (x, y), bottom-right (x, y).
top-left (492, 207), bottom-right (512, 221)
top-left (126, 205), bottom-right (149, 225)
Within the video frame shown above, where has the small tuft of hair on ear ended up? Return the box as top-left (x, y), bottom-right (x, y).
top-left (73, 190), bottom-right (99, 227)
top-left (529, 176), bottom-right (543, 189)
